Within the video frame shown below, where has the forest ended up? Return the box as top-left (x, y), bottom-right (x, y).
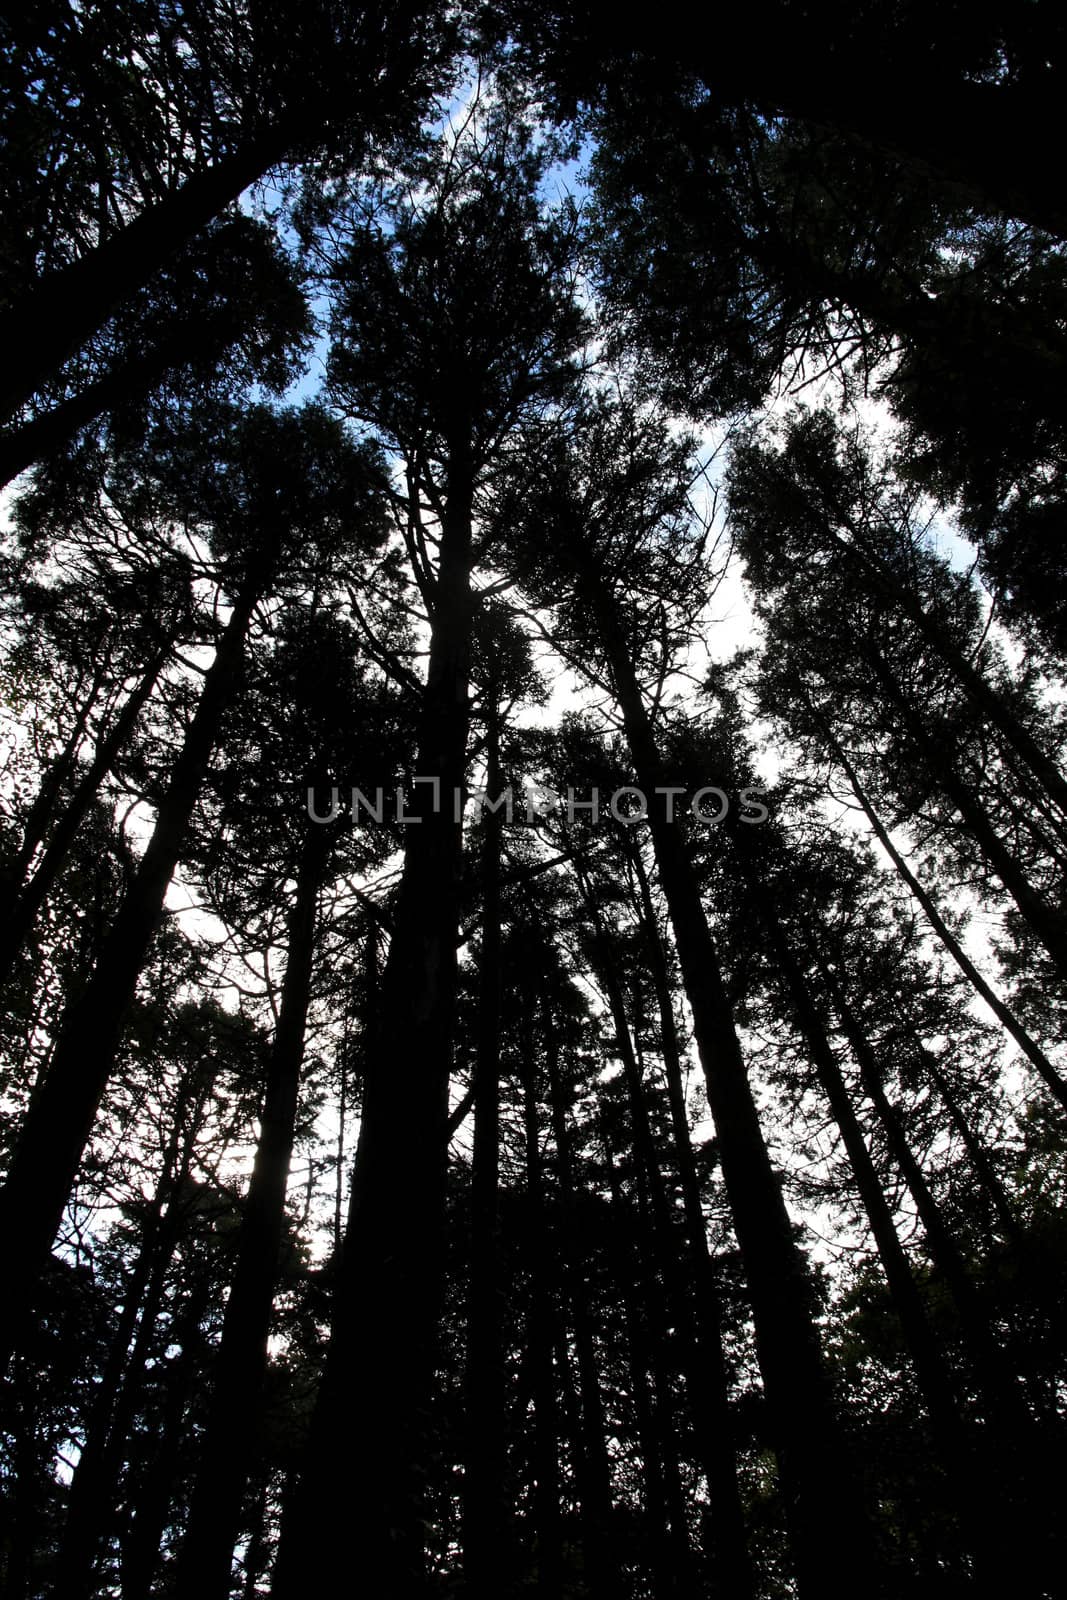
top-left (1, 3), bottom-right (1066, 1596)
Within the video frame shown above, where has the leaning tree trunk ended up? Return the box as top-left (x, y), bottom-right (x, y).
top-left (760, 905), bottom-right (1016, 1589)
top-left (0, 137), bottom-right (286, 430)
top-left (118, 1279), bottom-right (213, 1600)
top-left (823, 965), bottom-right (1060, 1596)
top-left (918, 1047), bottom-right (1022, 1244)
top-left (864, 641), bottom-right (1067, 981)
top-left (0, 560), bottom-right (270, 1365)
top-left (53, 1059), bottom-right (214, 1599)
top-left (176, 825), bottom-right (324, 1598)
top-left (827, 729), bottom-right (1067, 1109)
top-left (586, 576), bottom-right (881, 1600)
top-left (0, 647), bottom-right (168, 989)
top-left (570, 842), bottom-right (750, 1596)
top-left (601, 1126), bottom-right (684, 1598)
top-left (0, 666), bottom-right (105, 909)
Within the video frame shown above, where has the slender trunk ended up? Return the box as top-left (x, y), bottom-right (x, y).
top-left (53, 1063), bottom-right (211, 1599)
top-left (544, 1024), bottom-right (617, 1600)
top-left (462, 706), bottom-right (513, 1595)
top-left (601, 1130), bottom-right (677, 1597)
top-left (2, 1358), bottom-right (40, 1600)
top-left (830, 971), bottom-right (1011, 1371)
top-left (271, 443), bottom-right (474, 1599)
top-left (867, 643), bottom-right (1067, 979)
top-left (176, 826), bottom-right (323, 1597)
top-left (760, 914), bottom-right (1021, 1585)
top-left (0, 570), bottom-right (266, 1363)
top-left (828, 734), bottom-right (1067, 1110)
top-left (118, 1282), bottom-right (212, 1600)
top-left (240, 1478), bottom-right (270, 1600)
top-left (0, 137), bottom-right (286, 426)
top-left (518, 990), bottom-right (563, 1593)
top-left (0, 671), bottom-right (104, 910)
top-left (574, 858), bottom-right (733, 1595)
top-left (920, 1049), bottom-right (1022, 1244)
top-left (630, 1147), bottom-right (697, 1594)
top-left (772, 928), bottom-right (962, 1427)
top-left (823, 968), bottom-right (1060, 1590)
top-left (0, 649), bottom-right (168, 989)
top-left (590, 583), bottom-right (878, 1598)
top-left (627, 840), bottom-right (753, 1599)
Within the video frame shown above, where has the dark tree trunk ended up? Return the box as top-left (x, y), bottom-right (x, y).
top-left (572, 851), bottom-right (739, 1596)
top-left (824, 968), bottom-right (1060, 1593)
top-left (828, 734), bottom-right (1067, 1110)
top-left (0, 668), bottom-right (105, 910)
top-left (627, 839), bottom-right (754, 1599)
top-left (919, 1049), bottom-right (1022, 1245)
top-left (271, 442), bottom-right (474, 1598)
top-left (544, 1019), bottom-right (618, 1600)
top-left (0, 137), bottom-right (286, 427)
top-left (590, 584), bottom-right (879, 1599)
top-left (2, 1357), bottom-right (40, 1600)
top-left (518, 989), bottom-right (564, 1593)
top-left (0, 648), bottom-right (168, 989)
top-left (462, 705), bottom-right (513, 1596)
top-left (0, 571), bottom-right (266, 1363)
top-left (601, 1130), bottom-right (679, 1598)
top-left (53, 1063), bottom-right (212, 1599)
top-left (761, 913), bottom-right (1019, 1587)
top-left (240, 1477), bottom-right (271, 1600)
top-left (866, 643), bottom-right (1067, 981)
top-left (631, 1148), bottom-right (698, 1595)
top-left (176, 825), bottom-right (323, 1597)
top-left (118, 1282), bottom-right (212, 1600)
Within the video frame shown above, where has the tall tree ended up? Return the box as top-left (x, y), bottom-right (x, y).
top-left (272, 98), bottom-right (585, 1596)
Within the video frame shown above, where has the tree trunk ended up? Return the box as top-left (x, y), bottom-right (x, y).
top-left (590, 582), bottom-right (879, 1598)
top-left (462, 704), bottom-right (513, 1596)
top-left (0, 648), bottom-right (168, 989)
top-left (823, 967), bottom-right (1059, 1592)
top-left (53, 1061), bottom-right (212, 1598)
top-left (544, 1019), bottom-right (618, 1600)
top-left (0, 667), bottom-right (105, 910)
top-left (828, 733), bottom-right (1067, 1110)
top-left (118, 1280), bottom-right (212, 1600)
top-left (176, 825), bottom-right (323, 1597)
top-left (0, 137), bottom-right (286, 426)
top-left (919, 1048), bottom-right (1022, 1244)
top-left (601, 1129), bottom-right (681, 1598)
top-left (0, 570), bottom-right (266, 1363)
top-left (626, 838), bottom-right (754, 1599)
top-left (271, 442), bottom-right (474, 1598)
top-left (761, 912), bottom-right (1022, 1586)
top-left (572, 848), bottom-right (744, 1596)
top-left (866, 643), bottom-right (1067, 980)
top-left (518, 988), bottom-right (564, 1594)
top-left (831, 521), bottom-right (1067, 831)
